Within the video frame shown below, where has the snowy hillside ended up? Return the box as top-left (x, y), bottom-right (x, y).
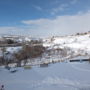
top-left (43, 33), bottom-right (90, 62)
top-left (0, 33), bottom-right (90, 66)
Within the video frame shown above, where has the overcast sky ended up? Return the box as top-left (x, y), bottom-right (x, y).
top-left (0, 0), bottom-right (90, 37)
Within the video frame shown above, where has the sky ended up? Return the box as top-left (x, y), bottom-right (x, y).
top-left (0, 0), bottom-right (90, 37)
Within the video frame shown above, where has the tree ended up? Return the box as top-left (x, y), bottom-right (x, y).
top-left (1, 47), bottom-right (6, 65)
top-left (13, 44), bottom-right (45, 67)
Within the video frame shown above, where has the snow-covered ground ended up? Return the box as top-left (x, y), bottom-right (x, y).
top-left (1, 33), bottom-right (90, 90)
top-left (0, 62), bottom-right (90, 90)
top-left (6, 46), bottom-right (22, 53)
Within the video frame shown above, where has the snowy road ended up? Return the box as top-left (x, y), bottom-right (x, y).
top-left (0, 62), bottom-right (90, 90)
